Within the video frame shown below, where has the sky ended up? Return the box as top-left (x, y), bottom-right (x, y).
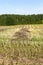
top-left (0, 0), bottom-right (43, 15)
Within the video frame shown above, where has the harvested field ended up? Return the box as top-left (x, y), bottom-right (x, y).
top-left (0, 24), bottom-right (43, 65)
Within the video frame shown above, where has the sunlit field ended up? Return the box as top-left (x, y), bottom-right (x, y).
top-left (0, 24), bottom-right (43, 65)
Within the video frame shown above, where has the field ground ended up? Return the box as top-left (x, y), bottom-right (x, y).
top-left (0, 24), bottom-right (43, 65)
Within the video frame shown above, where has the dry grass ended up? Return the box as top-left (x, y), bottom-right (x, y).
top-left (0, 24), bottom-right (43, 65)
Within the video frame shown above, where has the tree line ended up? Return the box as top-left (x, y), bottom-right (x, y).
top-left (0, 14), bottom-right (43, 25)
